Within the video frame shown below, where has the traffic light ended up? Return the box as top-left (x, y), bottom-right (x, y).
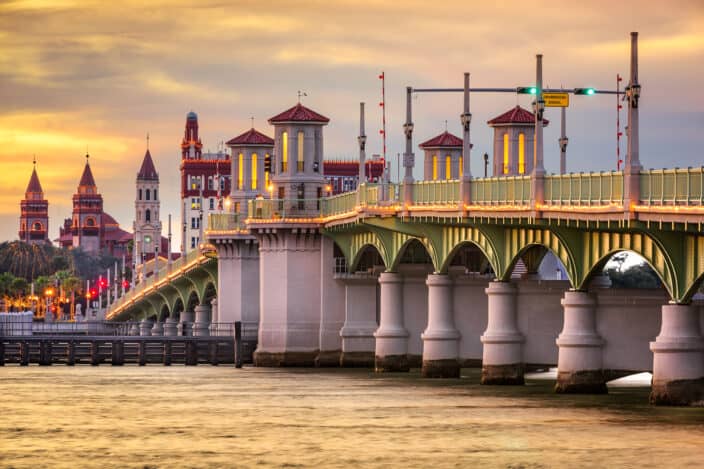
top-left (122, 280), bottom-right (130, 289)
top-left (264, 154), bottom-right (272, 172)
top-left (517, 86), bottom-right (537, 95)
top-left (99, 278), bottom-right (108, 288)
top-left (574, 88), bottom-right (596, 95)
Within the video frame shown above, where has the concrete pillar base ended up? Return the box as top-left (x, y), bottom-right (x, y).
top-left (650, 303), bottom-right (704, 406)
top-left (315, 350), bottom-right (341, 367)
top-left (422, 359), bottom-right (460, 378)
top-left (481, 363), bottom-right (525, 385)
top-left (340, 351), bottom-right (375, 368)
top-left (254, 350), bottom-right (318, 367)
top-left (375, 354), bottom-right (409, 372)
top-left (555, 370), bottom-right (607, 394)
top-left (650, 378), bottom-right (704, 406)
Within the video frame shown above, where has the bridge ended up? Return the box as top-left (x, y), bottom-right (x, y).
top-left (106, 33), bottom-right (704, 406)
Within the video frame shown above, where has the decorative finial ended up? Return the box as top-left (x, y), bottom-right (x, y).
top-left (444, 120), bottom-right (448, 131)
top-left (297, 90), bottom-right (307, 103)
top-left (33, 154), bottom-right (36, 167)
top-left (146, 132), bottom-right (150, 150)
top-left (250, 116), bottom-right (255, 129)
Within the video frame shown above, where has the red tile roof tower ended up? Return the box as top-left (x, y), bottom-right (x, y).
top-left (19, 159), bottom-right (49, 244)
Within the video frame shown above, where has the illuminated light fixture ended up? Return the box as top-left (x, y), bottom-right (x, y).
top-left (516, 86), bottom-right (537, 95)
top-left (574, 88), bottom-right (596, 96)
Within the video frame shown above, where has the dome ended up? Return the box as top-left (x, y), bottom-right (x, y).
top-left (187, 111), bottom-right (198, 120)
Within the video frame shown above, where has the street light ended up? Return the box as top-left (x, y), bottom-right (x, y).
top-left (483, 153), bottom-right (489, 177)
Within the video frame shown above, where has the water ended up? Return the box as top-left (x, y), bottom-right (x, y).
top-left (1, 366), bottom-right (703, 468)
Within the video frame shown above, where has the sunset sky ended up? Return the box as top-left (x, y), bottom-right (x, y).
top-left (1, 0), bottom-right (702, 247)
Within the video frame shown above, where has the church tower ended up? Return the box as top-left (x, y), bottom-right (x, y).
top-left (134, 147), bottom-right (161, 263)
top-left (19, 158), bottom-right (49, 244)
top-left (72, 154), bottom-right (103, 253)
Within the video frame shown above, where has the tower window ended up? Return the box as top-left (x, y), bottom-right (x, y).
top-left (145, 209), bottom-right (151, 222)
top-left (238, 153), bottom-right (244, 190)
top-left (209, 198), bottom-right (215, 210)
top-left (518, 132), bottom-right (526, 174)
top-left (154, 189), bottom-right (157, 200)
top-left (146, 189), bottom-right (150, 201)
top-left (32, 222), bottom-right (42, 231)
top-left (252, 153), bottom-right (258, 190)
top-left (445, 155), bottom-right (452, 180)
top-left (208, 176), bottom-right (214, 191)
top-left (297, 131), bottom-right (304, 172)
top-left (432, 155), bottom-right (438, 180)
top-left (503, 133), bottom-right (509, 174)
top-left (459, 156), bottom-right (463, 178)
top-left (281, 131), bottom-right (288, 171)
top-left (138, 189), bottom-right (142, 200)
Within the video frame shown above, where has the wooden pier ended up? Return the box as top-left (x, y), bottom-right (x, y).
top-left (0, 333), bottom-right (255, 367)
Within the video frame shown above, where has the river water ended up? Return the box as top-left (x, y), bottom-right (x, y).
top-left (1, 366), bottom-right (703, 468)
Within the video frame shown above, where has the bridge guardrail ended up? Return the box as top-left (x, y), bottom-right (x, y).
top-left (544, 171), bottom-right (623, 205)
top-left (412, 180), bottom-right (460, 205)
top-left (1, 321), bottom-right (239, 337)
top-left (208, 213), bottom-right (242, 231)
top-left (322, 190), bottom-right (357, 217)
top-left (471, 175), bottom-right (532, 205)
top-left (640, 167), bottom-right (704, 205)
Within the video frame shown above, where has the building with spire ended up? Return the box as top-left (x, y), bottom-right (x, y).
top-left (57, 155), bottom-right (132, 256)
top-left (134, 148), bottom-right (164, 263)
top-left (19, 159), bottom-right (49, 244)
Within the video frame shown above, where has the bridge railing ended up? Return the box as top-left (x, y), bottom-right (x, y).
top-left (322, 190), bottom-right (357, 217)
top-left (208, 213), bottom-right (242, 231)
top-left (471, 175), bottom-right (532, 205)
top-left (639, 167), bottom-right (704, 205)
top-left (412, 180), bottom-right (460, 205)
top-left (544, 171), bottom-right (623, 205)
top-left (109, 249), bottom-right (203, 315)
top-left (247, 198), bottom-right (324, 220)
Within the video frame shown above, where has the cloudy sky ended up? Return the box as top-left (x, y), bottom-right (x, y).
top-left (2, 0), bottom-right (703, 247)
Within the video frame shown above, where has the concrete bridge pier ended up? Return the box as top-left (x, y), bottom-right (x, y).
top-left (163, 317), bottom-right (178, 336)
top-left (555, 291), bottom-right (606, 393)
top-left (194, 304), bottom-right (211, 337)
top-left (179, 311), bottom-right (194, 336)
top-left (139, 319), bottom-right (153, 336)
top-left (650, 303), bottom-right (704, 406)
top-left (422, 274), bottom-right (461, 378)
top-left (374, 272), bottom-right (409, 372)
top-left (340, 275), bottom-right (378, 367)
top-left (316, 237), bottom-right (345, 367)
top-left (480, 281), bottom-right (525, 384)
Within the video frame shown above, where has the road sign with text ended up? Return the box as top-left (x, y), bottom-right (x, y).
top-left (543, 92), bottom-right (569, 107)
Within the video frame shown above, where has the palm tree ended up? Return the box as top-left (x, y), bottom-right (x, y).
top-left (61, 275), bottom-right (81, 320)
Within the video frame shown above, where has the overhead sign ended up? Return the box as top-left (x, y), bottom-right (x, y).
top-left (543, 92), bottom-right (569, 107)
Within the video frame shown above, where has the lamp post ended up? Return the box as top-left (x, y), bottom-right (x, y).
top-left (483, 153), bottom-right (489, 177)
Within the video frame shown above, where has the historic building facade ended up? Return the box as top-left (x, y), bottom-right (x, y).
top-left (19, 160), bottom-right (49, 245)
top-left (133, 148), bottom-right (164, 262)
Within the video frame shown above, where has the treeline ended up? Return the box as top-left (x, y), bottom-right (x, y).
top-left (0, 241), bottom-right (124, 283)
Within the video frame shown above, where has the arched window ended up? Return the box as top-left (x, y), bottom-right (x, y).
top-left (154, 189), bottom-right (157, 200)
top-left (518, 133), bottom-right (526, 174)
top-left (432, 155), bottom-right (438, 180)
top-left (503, 133), bottom-right (510, 174)
top-left (138, 211), bottom-right (141, 221)
top-left (445, 155), bottom-right (452, 180)
top-left (238, 153), bottom-right (244, 189)
top-left (251, 153), bottom-right (258, 190)
top-left (32, 222), bottom-right (42, 231)
top-left (146, 189), bottom-right (151, 201)
top-left (138, 189), bottom-right (142, 200)
top-left (85, 217), bottom-right (95, 227)
top-left (208, 176), bottom-right (213, 190)
top-left (459, 156), bottom-right (463, 178)
top-left (282, 131), bottom-right (288, 171)
top-left (297, 131), bottom-right (304, 172)
top-left (145, 209), bottom-right (151, 222)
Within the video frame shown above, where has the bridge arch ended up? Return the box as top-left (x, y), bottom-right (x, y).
top-left (185, 290), bottom-right (200, 313)
top-left (171, 297), bottom-right (184, 321)
top-left (390, 238), bottom-right (435, 272)
top-left (349, 243), bottom-right (386, 273)
top-left (158, 303), bottom-right (170, 322)
top-left (347, 231), bottom-right (392, 271)
top-left (437, 226), bottom-right (501, 275)
top-left (574, 230), bottom-right (678, 300)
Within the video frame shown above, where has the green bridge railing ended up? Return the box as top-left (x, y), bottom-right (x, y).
top-left (639, 167), bottom-right (704, 205)
top-left (544, 171), bottom-right (623, 206)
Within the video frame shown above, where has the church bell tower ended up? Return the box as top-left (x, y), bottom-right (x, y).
top-left (134, 146), bottom-right (162, 263)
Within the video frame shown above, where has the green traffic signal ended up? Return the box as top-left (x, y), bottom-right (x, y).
top-left (574, 88), bottom-right (596, 95)
top-left (516, 86), bottom-right (537, 95)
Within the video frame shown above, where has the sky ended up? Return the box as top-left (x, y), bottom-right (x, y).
top-left (1, 0), bottom-right (703, 248)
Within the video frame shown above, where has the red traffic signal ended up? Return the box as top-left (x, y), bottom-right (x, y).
top-left (122, 280), bottom-right (130, 289)
top-left (99, 279), bottom-right (108, 288)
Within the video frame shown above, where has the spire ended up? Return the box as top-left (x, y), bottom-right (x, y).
top-left (137, 149), bottom-right (159, 180)
top-left (79, 154), bottom-right (97, 188)
top-left (25, 164), bottom-right (43, 195)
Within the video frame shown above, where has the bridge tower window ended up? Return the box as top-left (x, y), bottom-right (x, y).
top-left (297, 131), bottom-right (304, 172)
top-left (432, 155), bottom-right (438, 180)
top-left (518, 132), bottom-right (526, 174)
top-left (445, 155), bottom-right (452, 180)
top-left (252, 153), bottom-right (258, 190)
top-left (503, 133), bottom-right (509, 174)
top-left (282, 131), bottom-right (288, 171)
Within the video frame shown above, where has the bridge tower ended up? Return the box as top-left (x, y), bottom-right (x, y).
top-left (487, 106), bottom-right (548, 176)
top-left (133, 147), bottom-right (161, 263)
top-left (267, 102), bottom-right (329, 209)
top-left (419, 131), bottom-right (463, 181)
top-left (19, 158), bottom-right (49, 245)
top-left (226, 127), bottom-right (274, 218)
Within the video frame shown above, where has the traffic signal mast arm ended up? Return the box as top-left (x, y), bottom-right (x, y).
top-left (412, 87), bottom-right (623, 95)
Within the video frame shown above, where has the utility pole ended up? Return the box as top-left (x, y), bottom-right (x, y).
top-left (531, 54), bottom-right (546, 206)
top-left (167, 214), bottom-right (173, 272)
top-left (559, 107), bottom-right (568, 174)
top-left (460, 72), bottom-right (472, 209)
top-left (402, 87), bottom-right (415, 208)
top-left (624, 32), bottom-right (642, 211)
